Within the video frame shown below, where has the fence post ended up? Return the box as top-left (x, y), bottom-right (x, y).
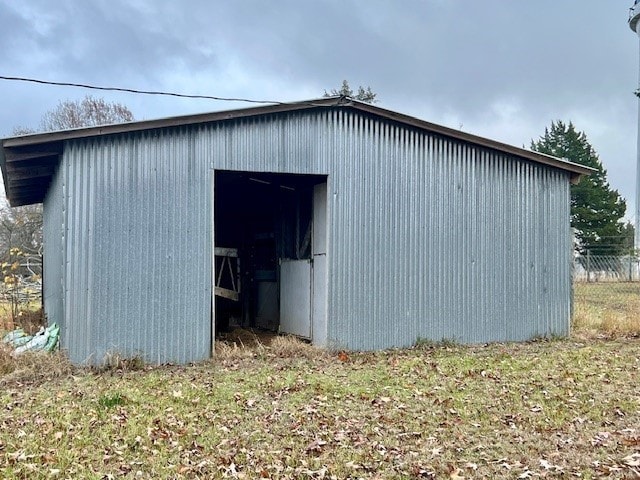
top-left (586, 250), bottom-right (591, 283)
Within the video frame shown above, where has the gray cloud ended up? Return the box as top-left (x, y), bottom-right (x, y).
top-left (0, 0), bottom-right (637, 219)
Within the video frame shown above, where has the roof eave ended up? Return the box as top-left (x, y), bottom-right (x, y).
top-left (2, 97), bottom-right (345, 148)
top-left (0, 96), bottom-right (594, 206)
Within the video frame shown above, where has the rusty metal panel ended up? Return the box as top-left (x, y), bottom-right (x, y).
top-left (48, 107), bottom-right (572, 362)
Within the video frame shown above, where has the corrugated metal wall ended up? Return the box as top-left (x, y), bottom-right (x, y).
top-left (47, 128), bottom-right (212, 364)
top-left (43, 167), bottom-right (65, 343)
top-left (44, 108), bottom-right (571, 363)
top-left (325, 112), bottom-right (570, 349)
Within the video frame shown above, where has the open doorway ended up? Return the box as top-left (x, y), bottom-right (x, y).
top-left (213, 170), bottom-right (328, 345)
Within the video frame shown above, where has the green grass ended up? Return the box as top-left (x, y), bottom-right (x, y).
top-left (97, 392), bottom-right (126, 409)
top-left (1, 338), bottom-right (639, 479)
top-left (0, 287), bottom-right (638, 478)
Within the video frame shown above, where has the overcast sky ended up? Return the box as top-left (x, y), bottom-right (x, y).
top-left (1, 0), bottom-right (638, 223)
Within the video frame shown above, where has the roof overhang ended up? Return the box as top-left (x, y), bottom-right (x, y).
top-left (0, 96), bottom-right (593, 206)
top-left (0, 141), bottom-right (62, 206)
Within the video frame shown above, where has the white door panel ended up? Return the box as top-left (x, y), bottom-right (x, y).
top-left (280, 259), bottom-right (312, 338)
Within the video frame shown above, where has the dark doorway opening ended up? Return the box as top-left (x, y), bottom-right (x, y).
top-left (214, 170), bottom-right (327, 338)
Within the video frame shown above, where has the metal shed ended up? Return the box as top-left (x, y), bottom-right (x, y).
top-left (0, 97), bottom-right (591, 364)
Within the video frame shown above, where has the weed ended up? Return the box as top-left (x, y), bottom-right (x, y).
top-left (0, 343), bottom-right (72, 387)
top-left (414, 336), bottom-right (459, 349)
top-left (98, 352), bottom-right (146, 372)
top-left (414, 336), bottom-right (437, 349)
top-left (528, 332), bottom-right (566, 343)
top-left (98, 392), bottom-right (125, 408)
top-left (573, 282), bottom-right (640, 337)
top-left (439, 336), bottom-right (460, 348)
top-left (214, 339), bottom-right (262, 360)
top-left (269, 334), bottom-right (323, 359)
top-left (215, 331), bottom-right (324, 361)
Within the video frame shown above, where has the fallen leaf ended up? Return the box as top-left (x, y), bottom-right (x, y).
top-left (622, 436), bottom-right (640, 446)
top-left (540, 458), bottom-right (563, 472)
top-left (305, 439), bottom-right (327, 453)
top-left (591, 431), bottom-right (612, 446)
top-left (622, 453), bottom-right (640, 467)
top-left (448, 465), bottom-right (464, 479)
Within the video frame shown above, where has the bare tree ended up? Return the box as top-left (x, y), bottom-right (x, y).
top-left (11, 126), bottom-right (37, 136)
top-left (0, 201), bottom-right (44, 324)
top-left (0, 203), bottom-right (43, 259)
top-left (40, 95), bottom-right (134, 131)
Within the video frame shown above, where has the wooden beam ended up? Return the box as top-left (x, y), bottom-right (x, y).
top-left (7, 194), bottom-right (45, 207)
top-left (214, 247), bottom-right (238, 258)
top-left (5, 165), bottom-right (55, 181)
top-left (4, 158), bottom-right (59, 171)
top-left (4, 150), bottom-right (61, 162)
top-left (214, 287), bottom-right (240, 302)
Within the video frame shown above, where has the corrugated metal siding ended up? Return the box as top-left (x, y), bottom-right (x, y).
top-left (43, 167), bottom-right (65, 341)
top-left (325, 111), bottom-right (571, 349)
top-left (53, 129), bottom-right (211, 364)
top-left (43, 108), bottom-right (571, 362)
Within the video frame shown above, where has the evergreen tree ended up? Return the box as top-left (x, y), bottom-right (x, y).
top-left (531, 121), bottom-right (627, 256)
top-left (324, 80), bottom-right (377, 104)
top-left (621, 221), bottom-right (636, 253)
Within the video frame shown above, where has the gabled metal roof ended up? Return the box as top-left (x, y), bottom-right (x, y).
top-left (0, 96), bottom-right (593, 206)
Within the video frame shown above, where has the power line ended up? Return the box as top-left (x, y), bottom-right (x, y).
top-left (0, 75), bottom-right (284, 105)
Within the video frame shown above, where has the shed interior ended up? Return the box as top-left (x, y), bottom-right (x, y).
top-left (214, 170), bottom-right (327, 338)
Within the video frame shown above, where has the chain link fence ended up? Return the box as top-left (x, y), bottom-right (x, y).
top-left (573, 254), bottom-right (640, 283)
top-left (572, 255), bottom-right (640, 335)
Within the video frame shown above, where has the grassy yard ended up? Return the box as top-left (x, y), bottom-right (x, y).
top-left (1, 285), bottom-right (639, 479)
top-left (1, 336), bottom-right (639, 479)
